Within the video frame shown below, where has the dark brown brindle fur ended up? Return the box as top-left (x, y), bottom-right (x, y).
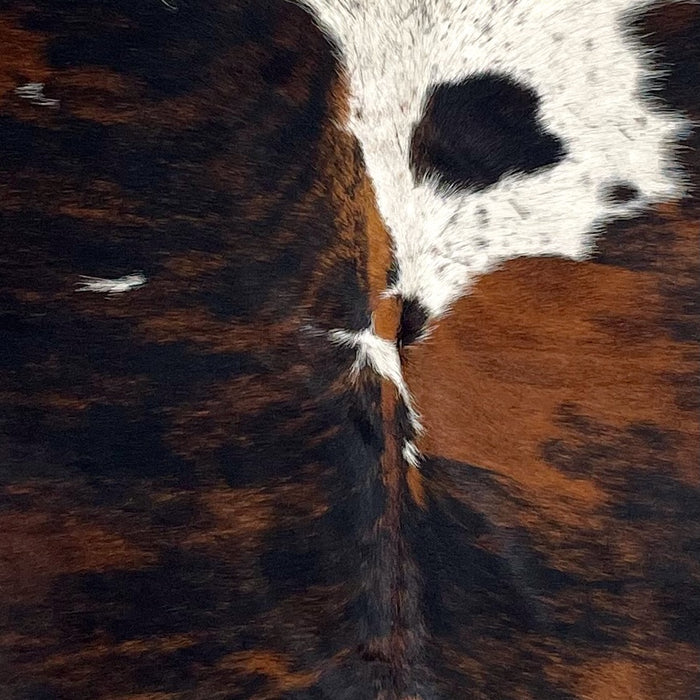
top-left (0, 1), bottom-right (698, 698)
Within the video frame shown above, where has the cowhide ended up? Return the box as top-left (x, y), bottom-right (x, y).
top-left (0, 1), bottom-right (698, 699)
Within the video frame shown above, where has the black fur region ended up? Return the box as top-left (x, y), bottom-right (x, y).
top-left (398, 297), bottom-right (429, 347)
top-left (411, 73), bottom-right (566, 192)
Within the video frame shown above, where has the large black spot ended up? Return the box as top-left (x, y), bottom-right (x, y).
top-left (411, 73), bottom-right (566, 192)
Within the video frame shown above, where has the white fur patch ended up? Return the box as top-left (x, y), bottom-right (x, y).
top-left (402, 439), bottom-right (422, 469)
top-left (296, 0), bottom-right (688, 316)
top-left (329, 327), bottom-right (423, 433)
top-left (14, 82), bottom-right (60, 108)
top-left (329, 327), bottom-right (410, 398)
top-left (75, 273), bottom-right (147, 294)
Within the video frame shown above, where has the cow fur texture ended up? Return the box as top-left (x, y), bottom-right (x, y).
top-left (0, 0), bottom-right (698, 698)
top-left (297, 0), bottom-right (689, 317)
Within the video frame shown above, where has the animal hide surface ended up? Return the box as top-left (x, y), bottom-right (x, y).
top-left (0, 1), bottom-right (698, 698)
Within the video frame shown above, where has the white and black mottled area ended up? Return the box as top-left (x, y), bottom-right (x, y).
top-left (297, 0), bottom-right (689, 318)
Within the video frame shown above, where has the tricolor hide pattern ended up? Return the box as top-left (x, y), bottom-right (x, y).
top-left (0, 1), bottom-right (698, 699)
top-left (298, 0), bottom-right (689, 317)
